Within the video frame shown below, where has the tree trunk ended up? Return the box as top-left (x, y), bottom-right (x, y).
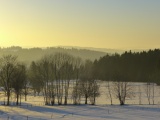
top-left (34, 90), bottom-right (36, 97)
top-left (152, 83), bottom-right (155, 105)
top-left (51, 96), bottom-right (55, 105)
top-left (64, 96), bottom-right (67, 105)
top-left (7, 90), bottom-right (10, 106)
top-left (108, 81), bottom-right (113, 105)
top-left (120, 101), bottom-right (124, 105)
top-left (20, 94), bottom-right (22, 106)
top-left (25, 95), bottom-right (27, 101)
top-left (139, 85), bottom-right (141, 105)
top-left (16, 93), bottom-right (19, 105)
top-left (93, 97), bottom-right (95, 105)
top-left (85, 96), bottom-right (88, 104)
top-left (25, 88), bottom-right (27, 101)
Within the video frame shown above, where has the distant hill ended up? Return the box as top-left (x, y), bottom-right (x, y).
top-left (0, 46), bottom-right (107, 65)
top-left (56, 46), bottom-right (147, 54)
top-left (57, 46), bottom-right (126, 54)
top-left (0, 46), bottom-right (150, 65)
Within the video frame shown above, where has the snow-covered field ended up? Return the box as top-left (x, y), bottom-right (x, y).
top-left (0, 104), bottom-right (160, 120)
top-left (0, 82), bottom-right (160, 120)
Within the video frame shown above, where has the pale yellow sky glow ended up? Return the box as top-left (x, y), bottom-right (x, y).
top-left (0, 0), bottom-right (160, 49)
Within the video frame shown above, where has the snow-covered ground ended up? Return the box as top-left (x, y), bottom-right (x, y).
top-left (0, 82), bottom-right (160, 120)
top-left (0, 104), bottom-right (160, 120)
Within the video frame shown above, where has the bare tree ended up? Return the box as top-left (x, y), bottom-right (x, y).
top-left (138, 85), bottom-right (142, 105)
top-left (72, 80), bottom-right (83, 104)
top-left (144, 82), bottom-right (151, 105)
top-left (80, 60), bottom-right (100, 105)
top-left (72, 57), bottom-right (83, 104)
top-left (37, 56), bottom-right (51, 105)
top-left (29, 58), bottom-right (50, 105)
top-left (59, 54), bottom-right (74, 105)
top-left (49, 57), bottom-right (56, 105)
top-left (53, 53), bottom-right (75, 105)
top-left (0, 55), bottom-right (18, 105)
top-left (89, 80), bottom-right (100, 105)
top-left (23, 78), bottom-right (29, 101)
top-left (28, 61), bottom-right (44, 97)
top-left (144, 82), bottom-right (155, 105)
top-left (53, 53), bottom-right (64, 105)
top-left (112, 81), bottom-right (134, 105)
top-left (12, 64), bottom-right (27, 105)
top-left (106, 81), bottom-right (113, 105)
top-left (152, 83), bottom-right (155, 105)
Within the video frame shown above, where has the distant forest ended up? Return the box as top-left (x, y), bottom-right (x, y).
top-left (95, 49), bottom-right (160, 84)
top-left (0, 46), bottom-right (106, 65)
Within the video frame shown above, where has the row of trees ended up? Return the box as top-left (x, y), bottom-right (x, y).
top-left (0, 53), bottom-right (100, 106)
top-left (29, 53), bottom-right (100, 105)
top-left (0, 49), bottom-right (160, 106)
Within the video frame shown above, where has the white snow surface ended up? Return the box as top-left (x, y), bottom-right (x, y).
top-left (0, 104), bottom-right (160, 120)
top-left (0, 82), bottom-right (160, 120)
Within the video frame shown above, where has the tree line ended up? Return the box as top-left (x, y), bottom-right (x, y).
top-left (0, 53), bottom-right (100, 106)
top-left (0, 49), bottom-right (160, 106)
top-left (95, 49), bottom-right (160, 84)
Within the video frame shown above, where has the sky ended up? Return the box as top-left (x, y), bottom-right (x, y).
top-left (0, 0), bottom-right (160, 49)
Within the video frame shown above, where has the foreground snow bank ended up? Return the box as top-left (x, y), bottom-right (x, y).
top-left (0, 104), bottom-right (160, 120)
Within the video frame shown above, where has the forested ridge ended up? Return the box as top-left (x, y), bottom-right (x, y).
top-left (0, 46), bottom-right (106, 64)
top-left (95, 49), bottom-right (160, 84)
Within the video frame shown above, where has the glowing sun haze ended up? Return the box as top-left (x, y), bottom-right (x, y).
top-left (0, 0), bottom-right (160, 49)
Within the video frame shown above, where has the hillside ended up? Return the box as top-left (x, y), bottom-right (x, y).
top-left (0, 46), bottom-right (107, 65)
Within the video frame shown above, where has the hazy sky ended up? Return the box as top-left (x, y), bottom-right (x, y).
top-left (0, 0), bottom-right (160, 49)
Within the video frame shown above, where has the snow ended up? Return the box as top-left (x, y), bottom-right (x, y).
top-left (0, 104), bottom-right (160, 120)
top-left (0, 82), bottom-right (160, 120)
